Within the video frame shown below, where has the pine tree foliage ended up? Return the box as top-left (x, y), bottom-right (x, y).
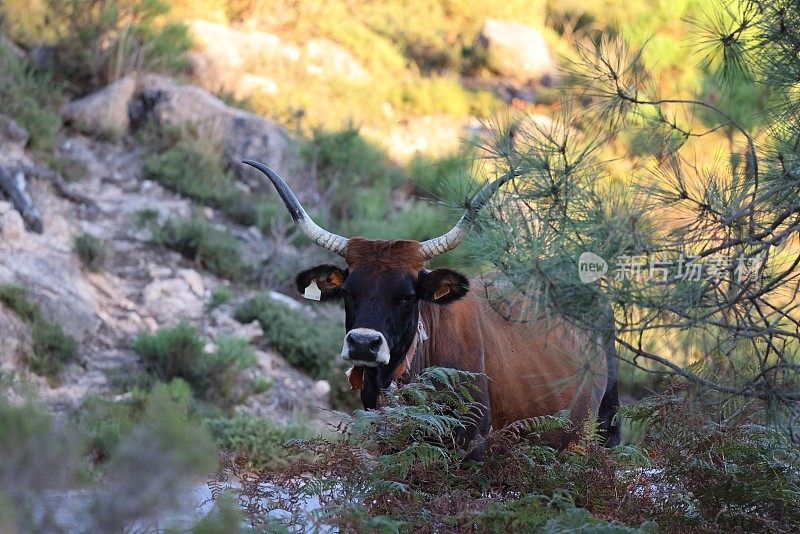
top-left (468, 0), bottom-right (800, 438)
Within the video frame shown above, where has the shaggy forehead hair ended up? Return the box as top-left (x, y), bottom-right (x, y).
top-left (345, 237), bottom-right (426, 274)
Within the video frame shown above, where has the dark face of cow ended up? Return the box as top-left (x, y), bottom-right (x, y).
top-left (295, 259), bottom-right (469, 371)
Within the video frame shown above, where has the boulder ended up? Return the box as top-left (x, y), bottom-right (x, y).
top-left (304, 39), bottom-right (370, 81)
top-left (60, 77), bottom-right (137, 138)
top-left (0, 246), bottom-right (100, 342)
top-left (142, 274), bottom-right (205, 324)
top-left (364, 115), bottom-right (475, 161)
top-left (0, 307), bottom-right (31, 371)
top-left (133, 75), bottom-right (295, 186)
top-left (0, 200), bottom-right (26, 239)
top-left (186, 19), bottom-right (298, 93)
top-left (477, 19), bottom-right (555, 84)
top-left (0, 114), bottom-right (29, 147)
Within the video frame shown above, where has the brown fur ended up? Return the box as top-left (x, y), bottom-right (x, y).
top-left (345, 237), bottom-right (427, 273)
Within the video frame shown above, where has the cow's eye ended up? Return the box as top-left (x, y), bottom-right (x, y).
top-left (397, 294), bottom-right (416, 304)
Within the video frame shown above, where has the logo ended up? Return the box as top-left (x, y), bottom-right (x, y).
top-left (578, 252), bottom-right (608, 283)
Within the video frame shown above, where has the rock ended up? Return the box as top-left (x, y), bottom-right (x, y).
top-left (304, 39), bottom-right (370, 81)
top-left (0, 200), bottom-right (26, 239)
top-left (314, 380), bottom-right (331, 397)
top-left (186, 20), bottom-right (299, 94)
top-left (236, 73), bottom-right (279, 99)
top-left (477, 19), bottom-right (555, 84)
top-left (0, 307), bottom-right (31, 371)
top-left (0, 246), bottom-right (100, 342)
top-left (364, 115), bottom-right (475, 161)
top-left (177, 268), bottom-right (205, 297)
top-left (133, 75), bottom-right (295, 186)
top-left (0, 114), bottom-right (29, 147)
top-left (142, 277), bottom-right (205, 323)
top-left (60, 77), bottom-right (137, 138)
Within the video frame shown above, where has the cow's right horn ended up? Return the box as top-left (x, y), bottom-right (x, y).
top-left (242, 160), bottom-right (348, 257)
top-left (419, 169), bottom-right (518, 260)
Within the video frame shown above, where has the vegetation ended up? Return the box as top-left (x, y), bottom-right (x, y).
top-left (142, 126), bottom-right (259, 227)
top-left (2, 0), bottom-right (191, 88)
top-left (132, 322), bottom-right (256, 405)
top-left (210, 368), bottom-right (800, 532)
top-left (74, 232), bottom-right (109, 272)
top-left (153, 216), bottom-right (247, 280)
top-left (0, 382), bottom-right (219, 532)
top-left (0, 40), bottom-right (64, 150)
top-left (208, 287), bottom-right (231, 308)
top-left (204, 412), bottom-right (315, 469)
top-left (0, 284), bottom-right (76, 378)
top-left (234, 294), bottom-right (339, 379)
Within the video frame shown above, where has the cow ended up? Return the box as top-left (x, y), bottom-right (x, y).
top-left (243, 160), bottom-right (620, 453)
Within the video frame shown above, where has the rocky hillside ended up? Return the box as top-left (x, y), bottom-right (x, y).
top-left (0, 73), bottom-right (336, 424)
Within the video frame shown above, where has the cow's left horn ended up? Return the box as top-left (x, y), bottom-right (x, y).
top-left (242, 160), bottom-right (348, 257)
top-left (419, 169), bottom-right (518, 260)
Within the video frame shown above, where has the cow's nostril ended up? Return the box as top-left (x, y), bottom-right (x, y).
top-left (368, 338), bottom-right (382, 352)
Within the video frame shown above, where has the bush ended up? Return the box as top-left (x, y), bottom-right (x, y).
top-left (0, 396), bottom-right (78, 532)
top-left (73, 379), bottom-right (194, 468)
top-left (204, 413), bottom-right (315, 469)
top-left (132, 323), bottom-right (256, 405)
top-left (209, 371), bottom-right (799, 532)
top-left (30, 319), bottom-right (77, 377)
top-left (234, 294), bottom-right (341, 378)
top-left (0, 284), bottom-right (76, 378)
top-left (208, 287), bottom-right (231, 308)
top-left (73, 395), bottom-right (139, 465)
top-left (5, 0), bottom-right (192, 88)
top-left (143, 131), bottom-right (258, 226)
top-left (0, 43), bottom-right (63, 151)
top-left (74, 232), bottom-right (109, 272)
top-left (154, 217), bottom-right (247, 280)
top-left (301, 126), bottom-right (402, 221)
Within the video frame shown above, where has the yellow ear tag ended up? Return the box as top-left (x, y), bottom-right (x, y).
top-left (304, 280), bottom-right (322, 301)
top-left (433, 286), bottom-right (451, 300)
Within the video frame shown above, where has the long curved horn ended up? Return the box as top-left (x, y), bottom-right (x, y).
top-left (242, 160), bottom-right (348, 257)
top-left (420, 169), bottom-right (517, 260)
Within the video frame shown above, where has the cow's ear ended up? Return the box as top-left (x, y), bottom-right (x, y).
top-left (417, 268), bottom-right (469, 304)
top-left (296, 264), bottom-right (347, 301)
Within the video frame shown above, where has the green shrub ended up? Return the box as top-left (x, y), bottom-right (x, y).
top-left (0, 43), bottom-right (63, 151)
top-left (73, 395), bottom-right (138, 464)
top-left (132, 208), bottom-right (160, 229)
top-left (132, 323), bottom-right (256, 405)
top-left (91, 383), bottom-right (216, 531)
top-left (143, 136), bottom-right (258, 226)
top-left (0, 284), bottom-right (40, 322)
top-left (301, 127), bottom-right (402, 219)
top-left (7, 0), bottom-right (192, 88)
top-left (0, 284), bottom-right (76, 378)
top-left (73, 379), bottom-right (194, 468)
top-left (154, 217), bottom-right (247, 280)
top-left (0, 396), bottom-right (78, 531)
top-left (203, 413), bottom-right (315, 469)
top-left (29, 320), bottom-right (77, 377)
top-left (208, 287), bottom-right (231, 308)
top-left (74, 232), bottom-right (109, 272)
top-left (234, 294), bottom-right (341, 378)
top-left (251, 376), bottom-right (272, 395)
